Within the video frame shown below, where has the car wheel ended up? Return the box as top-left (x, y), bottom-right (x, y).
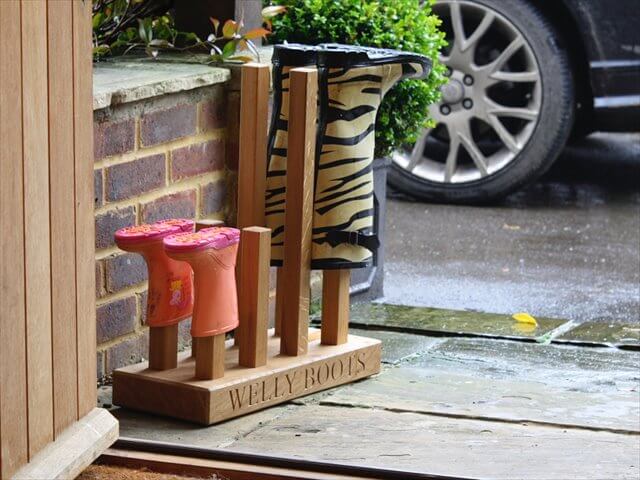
top-left (389, 0), bottom-right (575, 203)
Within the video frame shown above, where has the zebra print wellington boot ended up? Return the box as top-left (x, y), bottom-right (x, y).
top-left (311, 44), bottom-right (431, 269)
top-left (265, 44), bottom-right (319, 266)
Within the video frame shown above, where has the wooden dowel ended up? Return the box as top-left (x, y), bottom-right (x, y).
top-left (191, 337), bottom-right (198, 358)
top-left (236, 63), bottom-right (270, 347)
top-left (274, 269), bottom-right (285, 336)
top-left (280, 68), bottom-right (317, 356)
top-left (195, 334), bottom-right (226, 380)
top-left (148, 324), bottom-right (178, 370)
top-left (238, 227), bottom-right (271, 367)
top-left (321, 269), bottom-right (350, 345)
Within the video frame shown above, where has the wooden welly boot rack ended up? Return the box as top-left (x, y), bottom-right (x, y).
top-left (112, 63), bottom-right (381, 425)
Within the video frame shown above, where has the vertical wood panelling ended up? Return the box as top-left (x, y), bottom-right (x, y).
top-left (0, 1), bottom-right (29, 477)
top-left (1, 1), bottom-right (99, 474)
top-left (21, 0), bottom-right (55, 458)
top-left (73, 0), bottom-right (98, 417)
top-left (48, 0), bottom-right (79, 437)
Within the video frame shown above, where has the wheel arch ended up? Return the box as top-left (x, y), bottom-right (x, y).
top-left (527, 0), bottom-right (594, 132)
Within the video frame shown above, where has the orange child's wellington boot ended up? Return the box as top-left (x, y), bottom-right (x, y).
top-left (163, 227), bottom-right (240, 337)
top-left (115, 219), bottom-right (195, 326)
top-left (163, 227), bottom-right (240, 380)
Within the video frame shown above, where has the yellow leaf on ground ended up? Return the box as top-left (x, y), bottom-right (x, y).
top-left (513, 312), bottom-right (538, 326)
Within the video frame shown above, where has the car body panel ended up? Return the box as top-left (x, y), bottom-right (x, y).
top-left (560, 0), bottom-right (640, 130)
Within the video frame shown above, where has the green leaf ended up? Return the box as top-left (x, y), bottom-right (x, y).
top-left (92, 45), bottom-right (110, 56)
top-left (137, 19), bottom-right (147, 43)
top-left (222, 19), bottom-right (238, 39)
top-left (210, 17), bottom-right (220, 35)
top-left (227, 55), bottom-right (254, 63)
top-left (222, 39), bottom-right (237, 58)
top-left (262, 5), bottom-right (287, 19)
top-left (243, 27), bottom-right (271, 40)
top-left (92, 12), bottom-right (104, 30)
top-left (148, 39), bottom-right (171, 48)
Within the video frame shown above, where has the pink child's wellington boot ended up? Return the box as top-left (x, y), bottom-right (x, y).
top-left (163, 227), bottom-right (240, 380)
top-left (114, 219), bottom-right (194, 370)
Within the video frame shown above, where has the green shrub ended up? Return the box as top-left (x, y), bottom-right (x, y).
top-left (269, 0), bottom-right (447, 158)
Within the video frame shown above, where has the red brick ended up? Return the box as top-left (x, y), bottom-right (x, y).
top-left (95, 206), bottom-right (136, 249)
top-left (171, 140), bottom-right (224, 181)
top-left (96, 260), bottom-right (105, 299)
top-left (96, 296), bottom-right (137, 343)
top-left (201, 179), bottom-right (227, 216)
top-left (105, 154), bottom-right (165, 202)
top-left (138, 290), bottom-right (148, 324)
top-left (94, 170), bottom-right (103, 208)
top-left (200, 98), bottom-right (226, 131)
top-left (94, 118), bottom-right (135, 160)
top-left (106, 330), bottom-right (149, 372)
top-left (104, 252), bottom-right (147, 293)
top-left (140, 189), bottom-right (196, 224)
top-left (225, 92), bottom-right (240, 171)
top-left (97, 351), bottom-right (106, 382)
top-left (140, 104), bottom-right (196, 146)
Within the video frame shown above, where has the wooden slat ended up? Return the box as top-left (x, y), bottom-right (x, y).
top-left (280, 68), bottom-right (317, 356)
top-left (274, 270), bottom-right (285, 336)
top-left (238, 227), bottom-right (271, 368)
top-left (22, 0), bottom-right (54, 457)
top-left (73, 0), bottom-right (98, 417)
top-left (236, 63), bottom-right (270, 229)
top-left (195, 335), bottom-right (226, 380)
top-left (236, 63), bottom-right (270, 347)
top-left (0, 1), bottom-right (29, 476)
top-left (148, 325), bottom-right (178, 371)
top-left (321, 270), bottom-right (351, 345)
top-left (48, 0), bottom-right (79, 437)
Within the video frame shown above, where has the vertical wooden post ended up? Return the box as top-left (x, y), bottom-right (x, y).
top-left (280, 68), bottom-right (317, 356)
top-left (148, 325), bottom-right (178, 370)
top-left (195, 335), bottom-right (226, 380)
top-left (321, 270), bottom-right (351, 345)
top-left (238, 227), bottom-right (271, 367)
top-left (274, 271), bottom-right (285, 336)
top-left (237, 63), bottom-right (270, 229)
top-left (236, 63), bottom-right (270, 346)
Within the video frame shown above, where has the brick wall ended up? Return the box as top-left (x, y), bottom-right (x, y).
top-left (94, 83), bottom-right (237, 379)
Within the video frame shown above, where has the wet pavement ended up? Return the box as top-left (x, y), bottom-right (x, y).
top-left (384, 133), bottom-right (640, 325)
top-left (107, 133), bottom-right (640, 479)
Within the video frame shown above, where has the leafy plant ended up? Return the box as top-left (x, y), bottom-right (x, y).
top-left (268, 0), bottom-right (447, 158)
top-left (92, 0), bottom-right (286, 64)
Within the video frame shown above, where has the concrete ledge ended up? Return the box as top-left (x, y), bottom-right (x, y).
top-left (94, 58), bottom-right (231, 110)
top-left (13, 408), bottom-right (119, 480)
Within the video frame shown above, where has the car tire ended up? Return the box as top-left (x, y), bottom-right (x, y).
top-left (388, 0), bottom-right (575, 204)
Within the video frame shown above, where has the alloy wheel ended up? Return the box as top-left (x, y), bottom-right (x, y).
top-left (392, 0), bottom-right (542, 184)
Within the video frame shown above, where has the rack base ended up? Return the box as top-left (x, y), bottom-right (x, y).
top-left (112, 329), bottom-right (381, 425)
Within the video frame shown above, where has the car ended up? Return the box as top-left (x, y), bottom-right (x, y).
top-left (389, 0), bottom-right (640, 203)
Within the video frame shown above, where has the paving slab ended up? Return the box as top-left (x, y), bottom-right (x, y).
top-left (350, 303), bottom-right (567, 340)
top-left (323, 338), bottom-right (640, 432)
top-left (100, 384), bottom-right (293, 448)
top-left (350, 328), bottom-right (443, 364)
top-left (558, 320), bottom-right (640, 347)
top-left (227, 404), bottom-right (640, 480)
